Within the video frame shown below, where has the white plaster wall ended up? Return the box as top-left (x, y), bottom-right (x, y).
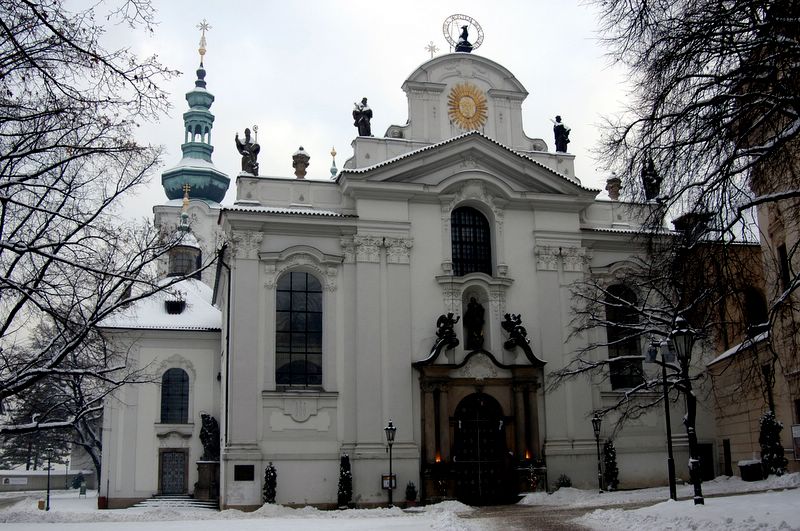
top-left (101, 331), bottom-right (220, 501)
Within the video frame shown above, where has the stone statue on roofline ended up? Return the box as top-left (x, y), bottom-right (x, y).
top-left (235, 127), bottom-right (260, 175)
top-left (641, 156), bottom-right (662, 201)
top-left (455, 25), bottom-right (473, 53)
top-left (353, 97), bottom-right (373, 137)
top-left (553, 115), bottom-right (571, 153)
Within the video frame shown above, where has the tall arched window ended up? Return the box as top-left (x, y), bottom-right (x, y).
top-left (161, 368), bottom-right (189, 423)
top-left (276, 272), bottom-right (323, 387)
top-left (605, 284), bottom-right (643, 389)
top-left (451, 206), bottom-right (492, 276)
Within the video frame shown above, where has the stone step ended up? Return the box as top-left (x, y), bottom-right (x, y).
top-left (131, 495), bottom-right (218, 510)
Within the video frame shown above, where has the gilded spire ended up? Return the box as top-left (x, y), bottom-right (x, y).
top-left (330, 146), bottom-right (337, 179)
top-left (197, 19), bottom-right (211, 65)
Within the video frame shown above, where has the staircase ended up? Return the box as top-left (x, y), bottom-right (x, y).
top-left (131, 494), bottom-right (218, 510)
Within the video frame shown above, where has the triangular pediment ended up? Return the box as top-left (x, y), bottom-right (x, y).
top-left (339, 132), bottom-right (598, 199)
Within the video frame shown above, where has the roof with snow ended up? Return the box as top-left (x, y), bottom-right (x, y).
top-left (707, 331), bottom-right (769, 366)
top-left (223, 204), bottom-right (356, 218)
top-left (338, 130), bottom-right (600, 192)
top-left (100, 278), bottom-right (221, 332)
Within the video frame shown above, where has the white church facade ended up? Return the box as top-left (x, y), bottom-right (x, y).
top-left (99, 40), bottom-right (715, 509)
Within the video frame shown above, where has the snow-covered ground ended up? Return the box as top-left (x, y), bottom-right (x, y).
top-left (1, 475), bottom-right (798, 530)
top-left (520, 471), bottom-right (800, 508)
top-left (520, 473), bottom-right (800, 530)
top-left (0, 491), bottom-right (482, 530)
top-left (577, 489), bottom-right (799, 530)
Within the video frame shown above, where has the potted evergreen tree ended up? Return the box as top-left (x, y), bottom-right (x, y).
top-left (263, 462), bottom-right (277, 504)
top-left (337, 454), bottom-right (353, 508)
top-left (405, 481), bottom-right (417, 507)
top-left (603, 440), bottom-right (620, 491)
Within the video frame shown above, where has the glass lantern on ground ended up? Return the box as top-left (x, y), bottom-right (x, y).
top-left (670, 316), bottom-right (705, 505)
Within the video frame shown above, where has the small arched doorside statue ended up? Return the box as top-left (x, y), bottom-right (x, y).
top-left (553, 115), bottom-right (571, 153)
top-left (352, 97), bottom-right (373, 137)
top-left (235, 127), bottom-right (260, 175)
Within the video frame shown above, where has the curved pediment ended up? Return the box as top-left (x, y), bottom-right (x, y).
top-left (403, 53), bottom-right (528, 96)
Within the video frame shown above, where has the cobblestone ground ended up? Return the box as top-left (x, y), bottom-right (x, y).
top-left (462, 501), bottom-right (654, 531)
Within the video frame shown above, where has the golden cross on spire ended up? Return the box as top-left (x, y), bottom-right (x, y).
top-left (182, 183), bottom-right (191, 212)
top-left (425, 41), bottom-right (439, 59)
top-left (197, 19), bottom-right (211, 63)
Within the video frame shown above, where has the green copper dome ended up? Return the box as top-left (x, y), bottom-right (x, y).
top-left (161, 63), bottom-right (230, 203)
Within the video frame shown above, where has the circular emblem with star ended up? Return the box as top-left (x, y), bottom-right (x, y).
top-left (442, 14), bottom-right (484, 51)
top-left (448, 83), bottom-right (488, 130)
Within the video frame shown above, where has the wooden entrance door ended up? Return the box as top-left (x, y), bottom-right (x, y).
top-left (159, 449), bottom-right (188, 495)
top-left (452, 393), bottom-right (512, 505)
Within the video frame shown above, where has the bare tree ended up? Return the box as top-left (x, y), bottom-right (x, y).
top-left (0, 0), bottom-right (209, 441)
top-left (591, 0), bottom-right (799, 328)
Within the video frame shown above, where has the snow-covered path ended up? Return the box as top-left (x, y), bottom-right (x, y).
top-left (2, 475), bottom-right (799, 530)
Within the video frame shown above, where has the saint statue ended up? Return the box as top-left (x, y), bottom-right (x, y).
top-left (553, 115), bottom-right (571, 153)
top-left (641, 157), bottom-right (662, 201)
top-left (455, 25), bottom-right (473, 53)
top-left (352, 97), bottom-right (373, 137)
top-left (464, 297), bottom-right (485, 350)
top-left (235, 128), bottom-right (260, 175)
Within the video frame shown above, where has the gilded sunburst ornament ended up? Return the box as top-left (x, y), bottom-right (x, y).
top-left (448, 83), bottom-right (488, 130)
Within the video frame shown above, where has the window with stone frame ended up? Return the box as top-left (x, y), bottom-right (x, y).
top-left (451, 206), bottom-right (492, 276)
top-left (275, 271), bottom-right (323, 388)
top-left (160, 368), bottom-right (189, 423)
top-left (605, 284), bottom-right (644, 390)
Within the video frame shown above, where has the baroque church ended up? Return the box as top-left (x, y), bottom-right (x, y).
top-left (99, 25), bottom-right (713, 509)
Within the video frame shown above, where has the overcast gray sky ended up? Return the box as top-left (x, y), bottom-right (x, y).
top-left (111, 0), bottom-right (631, 219)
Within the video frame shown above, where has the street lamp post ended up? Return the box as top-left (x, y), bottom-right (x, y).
top-left (591, 414), bottom-right (603, 493)
top-left (649, 340), bottom-right (678, 501)
top-left (65, 459), bottom-right (70, 490)
top-left (45, 455), bottom-right (51, 511)
top-left (384, 419), bottom-right (397, 507)
top-left (671, 316), bottom-right (705, 505)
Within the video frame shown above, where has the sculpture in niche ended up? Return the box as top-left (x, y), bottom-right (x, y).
top-left (464, 297), bottom-right (485, 350)
top-left (641, 157), bottom-right (662, 201)
top-left (553, 115), bottom-right (571, 153)
top-left (235, 128), bottom-right (260, 175)
top-left (502, 313), bottom-right (529, 350)
top-left (352, 97), bottom-right (373, 137)
top-left (199, 413), bottom-right (220, 461)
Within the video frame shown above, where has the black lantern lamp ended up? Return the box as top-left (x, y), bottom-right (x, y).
top-left (670, 315), bottom-right (695, 362)
top-left (384, 419), bottom-right (397, 506)
top-left (591, 414), bottom-right (603, 493)
top-left (670, 316), bottom-right (705, 505)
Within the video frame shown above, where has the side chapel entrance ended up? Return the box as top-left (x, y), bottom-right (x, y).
top-left (159, 449), bottom-right (188, 495)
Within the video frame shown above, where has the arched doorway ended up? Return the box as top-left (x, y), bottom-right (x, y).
top-left (452, 393), bottom-right (513, 505)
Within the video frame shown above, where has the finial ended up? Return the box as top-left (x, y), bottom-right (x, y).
top-left (253, 124), bottom-right (258, 144)
top-left (197, 19), bottom-right (211, 65)
top-left (330, 146), bottom-right (337, 179)
top-left (293, 147), bottom-right (310, 179)
top-left (182, 183), bottom-right (191, 211)
top-left (425, 41), bottom-right (439, 59)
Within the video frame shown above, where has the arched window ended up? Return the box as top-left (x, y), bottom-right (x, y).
top-left (605, 284), bottom-right (643, 389)
top-left (276, 272), bottom-right (323, 387)
top-left (161, 368), bottom-right (189, 423)
top-left (451, 206), bottom-right (492, 276)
